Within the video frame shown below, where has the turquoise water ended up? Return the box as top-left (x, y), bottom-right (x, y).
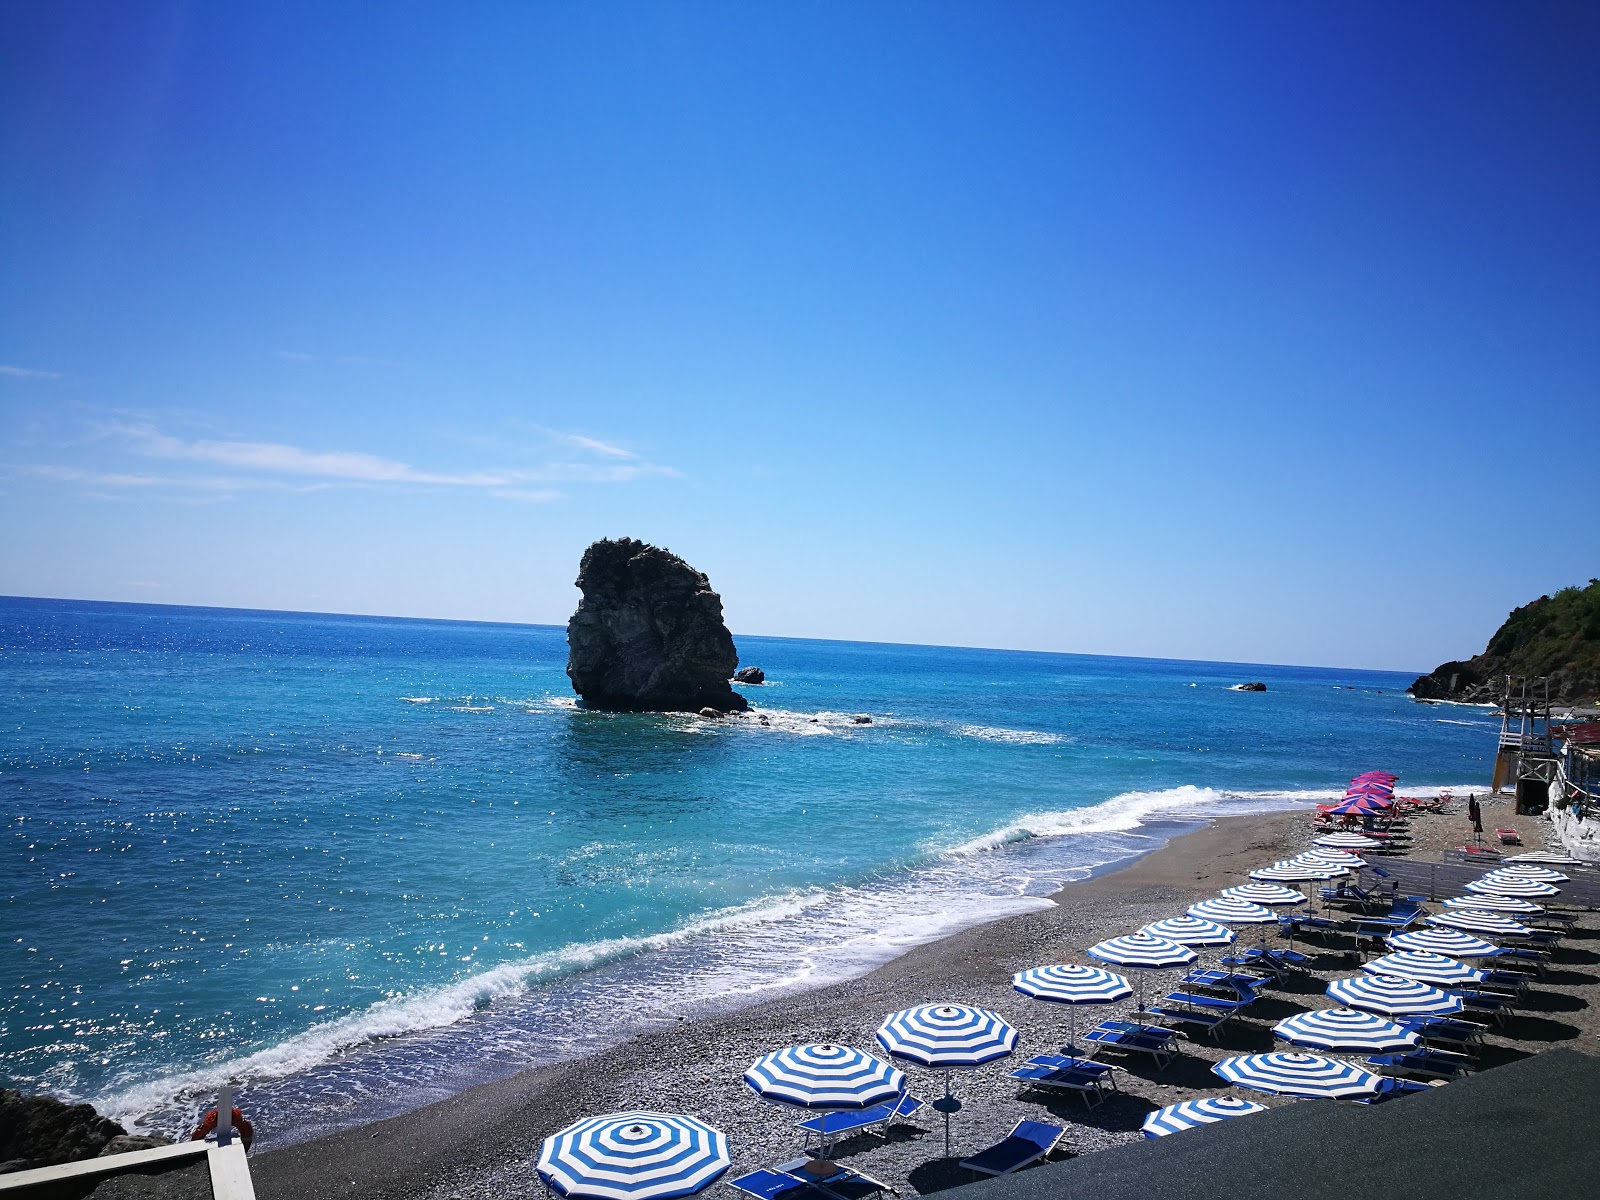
top-left (0, 597), bottom-right (1496, 1143)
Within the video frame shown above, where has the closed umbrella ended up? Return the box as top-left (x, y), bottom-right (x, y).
top-left (1272, 1007), bottom-right (1420, 1054)
top-left (1012, 964), bottom-right (1131, 1054)
top-left (1325, 973), bottom-right (1463, 1017)
top-left (1141, 1096), bottom-right (1265, 1138)
top-left (1213, 1053), bottom-right (1382, 1100)
top-left (876, 1005), bottom-right (1016, 1156)
top-left (537, 1113), bottom-right (731, 1200)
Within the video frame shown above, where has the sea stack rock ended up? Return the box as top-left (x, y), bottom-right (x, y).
top-left (1237, 682), bottom-right (1267, 691)
top-left (734, 666), bottom-right (765, 684)
top-left (566, 538), bottom-right (749, 713)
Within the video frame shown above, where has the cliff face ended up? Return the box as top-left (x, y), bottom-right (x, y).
top-left (565, 538), bottom-right (748, 713)
top-left (1409, 580), bottom-right (1600, 705)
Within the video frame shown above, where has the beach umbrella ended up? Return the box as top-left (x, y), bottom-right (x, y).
top-left (1140, 916), bottom-right (1238, 947)
top-left (1345, 785), bottom-right (1394, 799)
top-left (1386, 928), bottom-right (1502, 959)
top-left (1272, 1007), bottom-right (1420, 1054)
top-left (1213, 1053), bottom-right (1382, 1100)
top-left (1443, 894), bottom-right (1543, 914)
top-left (876, 1005), bottom-right (1017, 1155)
top-left (1427, 910), bottom-right (1534, 938)
top-left (1250, 861), bottom-right (1345, 883)
top-left (1505, 852), bottom-right (1584, 866)
top-left (1465, 876), bottom-right (1560, 899)
top-left (1488, 865), bottom-right (1569, 883)
top-left (1012, 965), bottom-right (1131, 1053)
top-left (1296, 849), bottom-right (1368, 870)
top-left (1087, 933), bottom-right (1196, 1011)
top-left (1221, 883), bottom-right (1307, 906)
top-left (1315, 833), bottom-right (1382, 850)
top-left (1187, 897), bottom-right (1277, 926)
top-left (1141, 1096), bottom-right (1265, 1139)
top-left (743, 1044), bottom-right (906, 1112)
top-left (1364, 951), bottom-right (1487, 988)
top-left (1329, 796), bottom-right (1389, 817)
top-left (537, 1112), bottom-right (731, 1200)
top-left (1325, 974), bottom-right (1463, 1017)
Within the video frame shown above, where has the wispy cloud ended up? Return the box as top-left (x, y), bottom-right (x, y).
top-left (0, 364), bottom-right (63, 380)
top-left (21, 464), bottom-right (332, 492)
top-left (549, 430), bottom-right (638, 460)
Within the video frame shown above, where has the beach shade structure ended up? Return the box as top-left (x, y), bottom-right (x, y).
top-left (1465, 875), bottom-right (1560, 899)
top-left (536, 1112), bottom-right (731, 1200)
top-left (1141, 1096), bottom-right (1265, 1139)
top-left (1505, 851), bottom-right (1585, 866)
top-left (1315, 833), bottom-right (1382, 851)
top-left (1087, 933), bottom-right (1196, 1012)
top-left (1250, 861), bottom-right (1345, 883)
top-left (1272, 1007), bottom-right (1420, 1055)
top-left (1140, 916), bottom-right (1238, 947)
top-left (1443, 894), bottom-right (1544, 914)
top-left (1326, 974), bottom-right (1464, 1018)
top-left (1427, 910), bottom-right (1535, 938)
top-left (743, 1044), bottom-right (905, 1157)
top-left (1187, 897), bottom-right (1278, 927)
top-left (1364, 951), bottom-right (1487, 989)
top-left (1386, 928), bottom-right (1502, 959)
top-left (1212, 1053), bottom-right (1382, 1101)
top-left (1489, 865), bottom-right (1570, 883)
top-left (1296, 849), bottom-right (1368, 870)
top-left (1221, 883), bottom-right (1308, 907)
top-left (876, 1005), bottom-right (1017, 1156)
top-left (1012, 965), bottom-right (1132, 1053)
top-left (1329, 795), bottom-right (1391, 816)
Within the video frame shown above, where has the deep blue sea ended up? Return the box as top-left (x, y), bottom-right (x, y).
top-left (0, 597), bottom-right (1498, 1144)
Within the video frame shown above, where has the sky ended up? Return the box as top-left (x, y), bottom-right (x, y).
top-left (1, 1), bottom-right (1596, 671)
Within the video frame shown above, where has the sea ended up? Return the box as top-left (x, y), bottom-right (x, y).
top-left (0, 596), bottom-right (1498, 1145)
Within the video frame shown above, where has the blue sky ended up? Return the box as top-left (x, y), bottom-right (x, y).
top-left (1, 2), bottom-right (1595, 670)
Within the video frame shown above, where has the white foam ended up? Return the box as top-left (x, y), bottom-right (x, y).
top-left (399, 697), bottom-right (435, 704)
top-left (950, 724), bottom-right (1067, 745)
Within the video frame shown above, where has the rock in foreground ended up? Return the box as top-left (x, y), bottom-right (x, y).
top-left (567, 539), bottom-right (748, 713)
top-left (0, 1088), bottom-right (126, 1173)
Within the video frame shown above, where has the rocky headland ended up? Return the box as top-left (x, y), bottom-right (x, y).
top-left (566, 538), bottom-right (749, 713)
top-left (1409, 580), bottom-right (1600, 705)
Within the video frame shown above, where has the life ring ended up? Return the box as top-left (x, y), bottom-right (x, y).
top-left (191, 1106), bottom-right (254, 1151)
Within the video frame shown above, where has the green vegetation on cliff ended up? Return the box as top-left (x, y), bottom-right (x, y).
top-left (1410, 579), bottom-right (1600, 704)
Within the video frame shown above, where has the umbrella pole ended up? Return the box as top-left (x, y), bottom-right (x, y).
top-left (943, 1072), bottom-right (952, 1158)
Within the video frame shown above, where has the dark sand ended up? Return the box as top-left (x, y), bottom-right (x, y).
top-left (215, 806), bottom-right (1600, 1198)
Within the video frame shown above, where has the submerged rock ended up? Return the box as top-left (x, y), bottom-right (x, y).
top-left (1236, 682), bottom-right (1267, 691)
top-left (0, 1088), bottom-right (126, 1172)
top-left (566, 539), bottom-right (749, 713)
top-left (734, 666), bottom-right (765, 684)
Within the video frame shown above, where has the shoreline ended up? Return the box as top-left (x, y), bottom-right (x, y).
top-left (247, 810), bottom-right (1309, 1200)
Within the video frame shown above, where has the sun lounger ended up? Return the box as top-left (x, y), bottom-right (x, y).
top-left (1222, 946), bottom-right (1309, 976)
top-left (1141, 1000), bottom-right (1234, 1040)
top-left (1009, 1056), bottom-right (1119, 1107)
top-left (1180, 968), bottom-right (1270, 998)
top-left (1488, 947), bottom-right (1548, 977)
top-left (1394, 1015), bottom-right (1483, 1052)
top-left (1280, 912), bottom-right (1340, 940)
top-left (1354, 1077), bottom-right (1434, 1105)
top-left (1082, 1020), bottom-right (1181, 1068)
top-left (796, 1095), bottom-right (923, 1149)
top-left (1496, 827), bottom-right (1522, 845)
top-left (1321, 882), bottom-right (1385, 911)
top-left (765, 1159), bottom-right (892, 1200)
top-left (958, 1121), bottom-right (1066, 1178)
top-left (1366, 1047), bottom-right (1472, 1080)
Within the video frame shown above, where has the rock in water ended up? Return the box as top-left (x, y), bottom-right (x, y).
top-left (567, 538), bottom-right (749, 713)
top-left (0, 1088), bottom-right (126, 1172)
top-left (1236, 682), bottom-right (1267, 691)
top-left (734, 666), bottom-right (765, 684)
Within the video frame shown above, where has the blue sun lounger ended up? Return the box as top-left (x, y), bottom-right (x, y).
top-left (729, 1159), bottom-right (892, 1200)
top-left (1180, 968), bottom-right (1270, 998)
top-left (1366, 1047), bottom-right (1472, 1080)
top-left (1394, 1015), bottom-right (1483, 1053)
top-left (1280, 911), bottom-right (1340, 941)
top-left (1354, 1077), bottom-right (1433, 1105)
top-left (1081, 1020), bottom-right (1180, 1068)
top-left (959, 1120), bottom-right (1066, 1178)
top-left (1009, 1055), bottom-right (1118, 1108)
top-left (1143, 990), bottom-right (1254, 1040)
top-left (796, 1095), bottom-right (923, 1150)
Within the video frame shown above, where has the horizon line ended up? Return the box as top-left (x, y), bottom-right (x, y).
top-left (0, 591), bottom-right (1429, 678)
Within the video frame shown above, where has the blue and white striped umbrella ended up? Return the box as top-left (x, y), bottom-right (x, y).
top-left (537, 1112), bottom-right (731, 1200)
top-left (1491, 864), bottom-right (1569, 883)
top-left (1315, 833), bottom-right (1381, 850)
top-left (1213, 1053), bottom-right (1382, 1100)
top-left (743, 1044), bottom-right (906, 1111)
top-left (1250, 860), bottom-right (1346, 883)
top-left (1221, 883), bottom-right (1307, 907)
top-left (875, 1005), bottom-right (1017, 1069)
top-left (1387, 928), bottom-right (1501, 959)
top-left (1141, 1096), bottom-right (1265, 1138)
top-left (1013, 964), bottom-right (1132, 1052)
top-left (1505, 852), bottom-right (1584, 866)
top-left (1443, 894), bottom-right (1543, 914)
top-left (1188, 897), bottom-right (1278, 926)
top-left (1140, 917), bottom-right (1237, 947)
top-left (1465, 876), bottom-right (1560, 899)
top-left (1427, 910), bottom-right (1534, 938)
top-left (1272, 1007), bottom-right (1419, 1054)
top-left (1013, 964), bottom-right (1132, 1005)
top-left (1326, 973), bottom-right (1463, 1017)
top-left (1364, 951), bottom-right (1486, 988)
top-left (1296, 849), bottom-right (1368, 870)
top-left (1087, 932), bottom-right (1197, 969)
